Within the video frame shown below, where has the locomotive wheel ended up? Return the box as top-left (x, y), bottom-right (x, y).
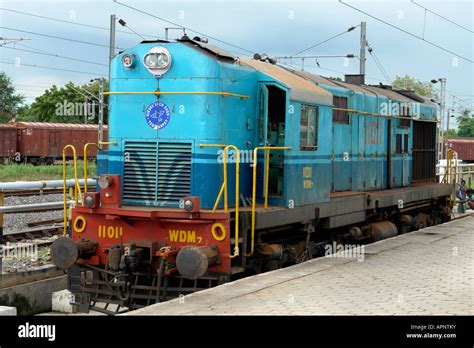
top-left (265, 260), bottom-right (280, 272)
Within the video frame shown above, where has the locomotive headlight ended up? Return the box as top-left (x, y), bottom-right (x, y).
top-left (183, 199), bottom-right (194, 212)
top-left (143, 47), bottom-right (171, 75)
top-left (98, 175), bottom-right (112, 189)
top-left (121, 53), bottom-right (135, 68)
top-left (84, 195), bottom-right (95, 208)
top-left (144, 52), bottom-right (170, 69)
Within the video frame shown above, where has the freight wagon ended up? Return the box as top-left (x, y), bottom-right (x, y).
top-left (14, 122), bottom-right (107, 165)
top-left (447, 138), bottom-right (474, 162)
top-left (0, 124), bottom-right (17, 164)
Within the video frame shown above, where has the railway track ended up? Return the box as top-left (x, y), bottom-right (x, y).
top-left (3, 188), bottom-right (64, 197)
top-left (4, 223), bottom-right (63, 244)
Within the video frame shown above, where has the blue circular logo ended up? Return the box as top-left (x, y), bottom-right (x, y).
top-left (145, 101), bottom-right (171, 130)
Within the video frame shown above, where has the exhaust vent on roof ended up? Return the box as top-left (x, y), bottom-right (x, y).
top-left (344, 74), bottom-right (365, 85)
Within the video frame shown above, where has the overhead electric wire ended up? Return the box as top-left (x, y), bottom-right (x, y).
top-left (371, 51), bottom-right (391, 82)
top-left (369, 54), bottom-right (390, 84)
top-left (0, 7), bottom-right (157, 39)
top-left (0, 59), bottom-right (107, 76)
top-left (339, 0), bottom-right (474, 63)
top-left (0, 26), bottom-right (125, 50)
top-left (367, 48), bottom-right (391, 83)
top-left (112, 0), bottom-right (255, 54)
top-left (1, 45), bottom-right (108, 66)
top-left (410, 0), bottom-right (473, 34)
top-left (278, 60), bottom-right (387, 83)
top-left (291, 25), bottom-right (358, 57)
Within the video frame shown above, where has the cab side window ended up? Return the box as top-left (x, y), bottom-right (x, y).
top-left (300, 105), bottom-right (318, 151)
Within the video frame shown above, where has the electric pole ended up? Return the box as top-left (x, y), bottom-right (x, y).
top-left (439, 78), bottom-right (447, 158)
top-left (359, 21), bottom-right (367, 82)
top-left (109, 14), bottom-right (116, 81)
top-left (98, 78), bottom-right (105, 145)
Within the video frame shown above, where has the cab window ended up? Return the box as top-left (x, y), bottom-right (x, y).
top-left (300, 105), bottom-right (318, 150)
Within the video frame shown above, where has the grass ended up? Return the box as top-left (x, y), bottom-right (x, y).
top-left (0, 161), bottom-right (96, 182)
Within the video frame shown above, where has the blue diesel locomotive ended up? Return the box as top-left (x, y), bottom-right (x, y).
top-left (52, 36), bottom-right (452, 313)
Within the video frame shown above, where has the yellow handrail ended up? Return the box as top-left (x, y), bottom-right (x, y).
top-left (199, 143), bottom-right (240, 258)
top-left (83, 141), bottom-right (117, 193)
top-left (83, 143), bottom-right (98, 193)
top-left (246, 146), bottom-right (292, 257)
top-left (443, 149), bottom-right (458, 208)
top-left (62, 145), bottom-right (83, 236)
top-left (104, 91), bottom-right (249, 99)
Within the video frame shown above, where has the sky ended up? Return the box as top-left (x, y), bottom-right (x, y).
top-left (1, 0), bottom-right (473, 121)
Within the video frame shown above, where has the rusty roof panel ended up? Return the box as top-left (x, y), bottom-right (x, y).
top-left (15, 122), bottom-right (101, 130)
top-left (239, 57), bottom-right (333, 105)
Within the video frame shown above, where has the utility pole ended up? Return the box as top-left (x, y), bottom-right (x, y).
top-left (84, 96), bottom-right (88, 125)
top-left (446, 108), bottom-right (452, 139)
top-left (439, 78), bottom-right (447, 159)
top-left (359, 21), bottom-right (367, 81)
top-left (109, 14), bottom-right (116, 81)
top-left (98, 78), bottom-right (105, 145)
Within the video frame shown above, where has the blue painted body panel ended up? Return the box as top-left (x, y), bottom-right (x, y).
top-left (100, 41), bottom-right (437, 209)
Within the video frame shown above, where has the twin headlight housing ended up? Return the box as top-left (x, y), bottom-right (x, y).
top-left (144, 51), bottom-right (170, 69)
top-left (122, 46), bottom-right (172, 76)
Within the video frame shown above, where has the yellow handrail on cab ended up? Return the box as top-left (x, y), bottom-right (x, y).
top-left (83, 141), bottom-right (117, 193)
top-left (62, 145), bottom-right (83, 236)
top-left (246, 146), bottom-right (292, 257)
top-left (104, 91), bottom-right (249, 99)
top-left (199, 143), bottom-right (240, 258)
top-left (83, 143), bottom-right (98, 193)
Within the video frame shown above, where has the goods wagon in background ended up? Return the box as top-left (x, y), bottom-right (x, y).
top-left (15, 122), bottom-right (108, 165)
top-left (447, 138), bottom-right (474, 162)
top-left (0, 124), bottom-right (17, 164)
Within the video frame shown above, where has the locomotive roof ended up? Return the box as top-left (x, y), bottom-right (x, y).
top-left (15, 122), bottom-right (102, 130)
top-left (283, 67), bottom-right (429, 104)
top-left (238, 57), bottom-right (333, 106)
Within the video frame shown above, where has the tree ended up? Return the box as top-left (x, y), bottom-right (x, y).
top-left (391, 75), bottom-right (436, 98)
top-left (17, 80), bottom-right (109, 124)
top-left (456, 108), bottom-right (474, 138)
top-left (445, 129), bottom-right (458, 138)
top-left (0, 72), bottom-right (25, 123)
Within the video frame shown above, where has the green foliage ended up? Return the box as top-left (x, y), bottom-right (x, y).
top-left (328, 76), bottom-right (342, 81)
top-left (392, 75), bottom-right (436, 98)
top-left (0, 161), bottom-right (96, 182)
top-left (445, 129), bottom-right (458, 138)
top-left (456, 108), bottom-right (474, 138)
top-left (0, 72), bottom-right (25, 123)
top-left (17, 81), bottom-right (109, 123)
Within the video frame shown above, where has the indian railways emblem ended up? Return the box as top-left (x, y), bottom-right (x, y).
top-left (145, 101), bottom-right (171, 130)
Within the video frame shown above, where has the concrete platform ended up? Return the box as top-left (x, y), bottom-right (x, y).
top-left (128, 216), bottom-right (474, 315)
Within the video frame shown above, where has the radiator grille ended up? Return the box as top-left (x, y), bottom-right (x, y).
top-left (123, 141), bottom-right (192, 206)
top-left (123, 142), bottom-right (158, 204)
top-left (157, 142), bottom-right (192, 204)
